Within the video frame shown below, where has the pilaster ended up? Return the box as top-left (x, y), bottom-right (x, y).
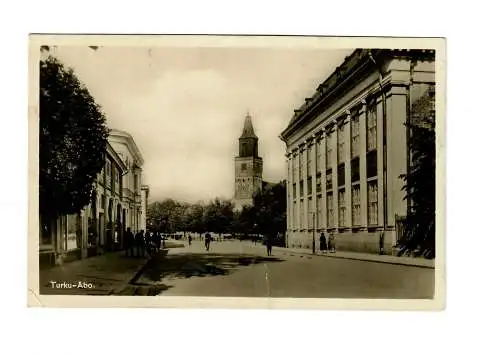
top-left (320, 130), bottom-right (328, 230)
top-left (376, 97), bottom-right (385, 229)
top-left (359, 100), bottom-right (368, 230)
top-left (310, 138), bottom-right (317, 230)
top-left (331, 126), bottom-right (339, 232)
top-left (344, 111), bottom-right (352, 231)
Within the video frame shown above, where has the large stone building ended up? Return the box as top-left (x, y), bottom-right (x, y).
top-left (39, 129), bottom-right (148, 267)
top-left (234, 113), bottom-right (263, 210)
top-left (280, 49), bottom-right (436, 254)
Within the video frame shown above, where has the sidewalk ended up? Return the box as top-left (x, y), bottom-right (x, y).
top-left (274, 246), bottom-right (435, 269)
top-left (39, 251), bottom-right (151, 295)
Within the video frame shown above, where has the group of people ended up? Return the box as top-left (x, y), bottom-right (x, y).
top-left (319, 232), bottom-right (336, 253)
top-left (124, 228), bottom-right (162, 258)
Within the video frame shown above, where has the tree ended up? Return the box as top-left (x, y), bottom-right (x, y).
top-left (399, 86), bottom-right (435, 258)
top-left (39, 55), bottom-right (109, 219)
top-left (252, 181), bottom-right (287, 244)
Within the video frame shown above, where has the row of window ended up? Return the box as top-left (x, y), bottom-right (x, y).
top-left (291, 180), bottom-right (379, 229)
top-left (291, 104), bottom-right (378, 180)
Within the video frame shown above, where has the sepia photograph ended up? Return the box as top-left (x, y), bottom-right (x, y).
top-left (28, 35), bottom-right (445, 308)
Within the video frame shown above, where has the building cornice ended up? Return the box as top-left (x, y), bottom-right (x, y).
top-left (109, 129), bottom-right (145, 167)
top-left (280, 48), bottom-right (436, 141)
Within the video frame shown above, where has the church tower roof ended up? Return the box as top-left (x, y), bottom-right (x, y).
top-left (240, 112), bottom-right (258, 139)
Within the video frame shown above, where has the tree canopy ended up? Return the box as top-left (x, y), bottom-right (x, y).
top-left (399, 86), bottom-right (436, 258)
top-left (39, 55), bottom-right (109, 218)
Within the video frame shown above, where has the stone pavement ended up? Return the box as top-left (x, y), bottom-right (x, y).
top-left (38, 251), bottom-right (151, 295)
top-left (273, 245), bottom-right (435, 269)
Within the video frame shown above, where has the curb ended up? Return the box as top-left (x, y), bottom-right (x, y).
top-left (277, 248), bottom-right (435, 269)
top-left (109, 249), bottom-right (170, 295)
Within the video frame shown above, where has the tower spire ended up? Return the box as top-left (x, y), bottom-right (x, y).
top-left (240, 111), bottom-right (257, 139)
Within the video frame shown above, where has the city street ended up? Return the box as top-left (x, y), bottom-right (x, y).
top-left (135, 240), bottom-right (434, 299)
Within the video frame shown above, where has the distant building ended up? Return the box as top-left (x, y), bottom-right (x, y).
top-left (280, 49), bottom-right (436, 254)
top-left (234, 113), bottom-right (263, 210)
top-left (140, 185), bottom-right (150, 232)
top-left (108, 129), bottom-right (145, 235)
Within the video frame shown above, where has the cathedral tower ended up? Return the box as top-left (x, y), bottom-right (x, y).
top-left (234, 112), bottom-right (263, 210)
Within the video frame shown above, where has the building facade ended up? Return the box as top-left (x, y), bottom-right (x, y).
top-left (234, 113), bottom-right (263, 210)
top-left (280, 49), bottom-right (435, 254)
top-left (39, 130), bottom-right (147, 267)
top-left (108, 129), bottom-right (145, 236)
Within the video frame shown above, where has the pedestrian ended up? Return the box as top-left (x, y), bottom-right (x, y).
top-left (204, 232), bottom-right (211, 251)
top-left (135, 230), bottom-right (146, 257)
top-left (154, 231), bottom-right (161, 252)
top-left (188, 234), bottom-right (192, 246)
top-left (265, 234), bottom-right (273, 256)
top-left (124, 227), bottom-right (134, 257)
top-left (379, 231), bottom-right (385, 255)
top-left (320, 232), bottom-right (327, 253)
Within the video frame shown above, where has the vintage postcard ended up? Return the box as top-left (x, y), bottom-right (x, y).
top-left (28, 35), bottom-right (445, 309)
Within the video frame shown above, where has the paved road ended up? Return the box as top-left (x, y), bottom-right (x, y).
top-left (135, 240), bottom-right (434, 299)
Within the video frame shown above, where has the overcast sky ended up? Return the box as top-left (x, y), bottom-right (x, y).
top-left (51, 45), bottom-right (353, 203)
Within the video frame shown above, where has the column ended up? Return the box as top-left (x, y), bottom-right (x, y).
top-left (331, 126), bottom-right (339, 232)
top-left (293, 150), bottom-right (299, 231)
top-left (376, 96), bottom-right (385, 230)
top-left (386, 85), bottom-right (408, 230)
top-left (301, 143), bottom-right (308, 232)
top-left (320, 130), bottom-right (328, 230)
top-left (359, 100), bottom-right (368, 230)
top-left (344, 111), bottom-right (352, 231)
top-left (311, 138), bottom-right (317, 232)
top-left (286, 153), bottom-right (292, 231)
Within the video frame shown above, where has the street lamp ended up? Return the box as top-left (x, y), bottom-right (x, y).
top-left (310, 210), bottom-right (316, 255)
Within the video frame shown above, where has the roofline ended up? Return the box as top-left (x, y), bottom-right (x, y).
top-left (109, 129), bottom-right (145, 166)
top-left (280, 48), bottom-right (435, 140)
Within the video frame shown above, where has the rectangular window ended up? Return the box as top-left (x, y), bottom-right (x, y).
top-left (367, 104), bottom-right (377, 151)
top-left (293, 183), bottom-right (297, 199)
top-left (308, 198), bottom-right (313, 228)
top-left (367, 150), bottom-right (377, 178)
top-left (307, 177), bottom-right (312, 196)
top-left (316, 195), bottom-right (322, 227)
top-left (316, 142), bottom-right (322, 173)
top-left (338, 123), bottom-right (345, 164)
top-left (351, 114), bottom-right (360, 158)
top-left (327, 192), bottom-right (334, 228)
top-left (338, 189), bottom-right (346, 227)
top-left (293, 201), bottom-right (297, 229)
top-left (241, 163), bottom-right (247, 171)
top-left (368, 181), bottom-right (378, 225)
top-left (326, 170), bottom-right (333, 190)
top-left (299, 180), bottom-right (304, 197)
top-left (351, 157), bottom-right (360, 182)
top-left (326, 134), bottom-right (332, 169)
top-left (299, 151), bottom-right (304, 177)
top-left (307, 147), bottom-right (312, 176)
top-left (316, 174), bottom-right (321, 193)
top-left (352, 185), bottom-right (361, 226)
top-left (338, 163), bottom-right (345, 187)
top-left (300, 199), bottom-right (304, 228)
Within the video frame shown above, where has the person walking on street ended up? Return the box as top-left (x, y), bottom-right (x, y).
top-left (320, 232), bottom-right (327, 254)
top-left (124, 227), bottom-right (134, 257)
top-left (135, 230), bottom-right (145, 257)
top-left (265, 234), bottom-right (273, 256)
top-left (204, 232), bottom-right (211, 251)
top-left (188, 234), bottom-right (192, 247)
top-left (153, 231), bottom-right (161, 252)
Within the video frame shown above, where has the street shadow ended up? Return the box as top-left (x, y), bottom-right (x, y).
top-left (140, 251), bottom-right (284, 282)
